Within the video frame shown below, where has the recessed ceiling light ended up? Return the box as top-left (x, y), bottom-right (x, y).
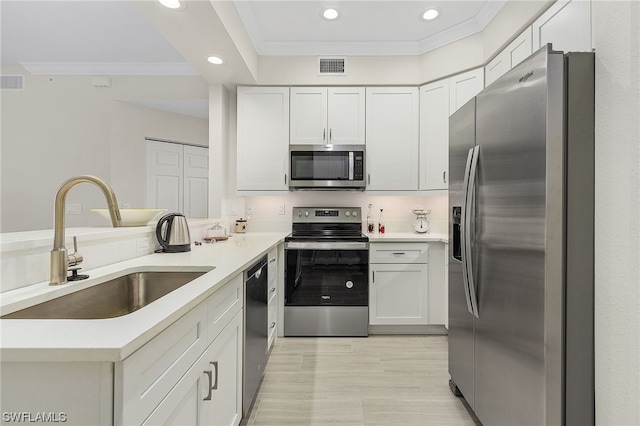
top-left (158, 0), bottom-right (182, 10)
top-left (422, 9), bottom-right (440, 21)
top-left (207, 56), bottom-right (224, 65)
top-left (322, 8), bottom-right (340, 21)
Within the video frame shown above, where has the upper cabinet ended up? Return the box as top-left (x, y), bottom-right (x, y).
top-left (366, 87), bottom-right (419, 191)
top-left (532, 0), bottom-right (592, 53)
top-left (290, 87), bottom-right (365, 145)
top-left (485, 27), bottom-right (533, 87)
top-left (449, 68), bottom-right (485, 115)
top-left (237, 86), bottom-right (290, 191)
top-left (419, 79), bottom-right (450, 191)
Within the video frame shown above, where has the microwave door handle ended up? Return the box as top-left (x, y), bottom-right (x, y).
top-left (349, 152), bottom-right (354, 180)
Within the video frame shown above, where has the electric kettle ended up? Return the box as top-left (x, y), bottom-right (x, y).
top-left (156, 213), bottom-right (191, 253)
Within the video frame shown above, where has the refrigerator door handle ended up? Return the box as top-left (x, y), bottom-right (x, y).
top-left (461, 147), bottom-right (475, 315)
top-left (465, 145), bottom-right (480, 318)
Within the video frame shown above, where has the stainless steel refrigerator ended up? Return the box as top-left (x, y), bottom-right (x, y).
top-left (448, 45), bottom-right (594, 426)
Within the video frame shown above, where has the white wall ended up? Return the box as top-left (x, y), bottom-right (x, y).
top-left (593, 1), bottom-right (640, 424)
top-left (0, 69), bottom-right (209, 232)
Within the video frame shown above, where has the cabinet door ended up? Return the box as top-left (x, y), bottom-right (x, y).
top-left (201, 312), bottom-right (243, 426)
top-left (267, 247), bottom-right (278, 350)
top-left (369, 263), bottom-right (428, 325)
top-left (449, 68), bottom-right (484, 115)
top-left (532, 0), bottom-right (592, 53)
top-left (366, 87), bottom-right (419, 191)
top-left (237, 86), bottom-right (289, 191)
top-left (486, 27), bottom-right (533, 86)
top-left (328, 87), bottom-right (365, 145)
top-left (290, 87), bottom-right (328, 145)
top-left (419, 79), bottom-right (450, 190)
top-left (143, 312), bottom-right (243, 426)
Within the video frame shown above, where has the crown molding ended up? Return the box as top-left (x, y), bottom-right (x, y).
top-left (19, 62), bottom-right (198, 76)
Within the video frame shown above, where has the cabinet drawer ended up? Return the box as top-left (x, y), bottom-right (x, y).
top-left (369, 243), bottom-right (428, 264)
top-left (115, 303), bottom-right (208, 425)
top-left (207, 273), bottom-right (243, 343)
top-left (268, 300), bottom-right (277, 349)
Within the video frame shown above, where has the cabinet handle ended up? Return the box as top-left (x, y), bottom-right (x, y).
top-left (203, 370), bottom-right (213, 401)
top-left (372, 270), bottom-right (375, 283)
top-left (368, 174), bottom-right (371, 185)
top-left (443, 171), bottom-right (447, 183)
top-left (211, 361), bottom-right (219, 390)
top-left (323, 128), bottom-right (326, 141)
top-left (285, 174), bottom-right (287, 185)
top-left (269, 258), bottom-right (277, 264)
top-left (392, 252), bottom-right (406, 256)
top-left (271, 322), bottom-right (276, 329)
top-left (329, 128), bottom-right (332, 140)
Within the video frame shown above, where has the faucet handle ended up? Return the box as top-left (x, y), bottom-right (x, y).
top-left (68, 236), bottom-right (84, 268)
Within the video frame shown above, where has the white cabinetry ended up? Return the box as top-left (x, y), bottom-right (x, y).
top-left (369, 243), bottom-right (429, 325)
top-left (290, 87), bottom-right (365, 145)
top-left (116, 274), bottom-right (244, 426)
top-left (365, 87), bottom-right (419, 191)
top-left (485, 27), bottom-right (533, 86)
top-left (449, 68), bottom-right (485, 115)
top-left (419, 79), bottom-right (450, 190)
top-left (532, 0), bottom-right (592, 53)
top-left (427, 242), bottom-right (446, 325)
top-left (267, 246), bottom-right (278, 350)
top-left (237, 86), bottom-right (289, 191)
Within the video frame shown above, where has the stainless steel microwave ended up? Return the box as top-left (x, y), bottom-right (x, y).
top-left (289, 144), bottom-right (366, 190)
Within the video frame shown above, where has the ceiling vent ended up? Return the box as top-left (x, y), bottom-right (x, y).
top-left (1, 75), bottom-right (24, 91)
top-left (318, 57), bottom-right (347, 76)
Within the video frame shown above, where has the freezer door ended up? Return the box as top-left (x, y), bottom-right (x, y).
top-left (448, 98), bottom-right (476, 407)
top-left (472, 46), bottom-right (563, 425)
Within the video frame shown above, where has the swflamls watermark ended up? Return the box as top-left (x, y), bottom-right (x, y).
top-left (2, 412), bottom-right (67, 423)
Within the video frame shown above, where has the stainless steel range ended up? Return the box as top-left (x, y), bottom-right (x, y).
top-left (284, 207), bottom-right (369, 337)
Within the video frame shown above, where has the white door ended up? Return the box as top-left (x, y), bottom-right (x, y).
top-left (201, 312), bottom-right (243, 426)
top-left (146, 140), bottom-right (183, 213)
top-left (327, 87), bottom-right (365, 145)
top-left (420, 79), bottom-right (450, 190)
top-left (365, 87), bottom-right (419, 191)
top-left (449, 68), bottom-right (484, 115)
top-left (369, 263), bottom-right (429, 325)
top-left (532, 0), bottom-right (592, 53)
top-left (184, 145), bottom-right (209, 218)
top-left (290, 87), bottom-right (327, 145)
top-left (237, 86), bottom-right (290, 191)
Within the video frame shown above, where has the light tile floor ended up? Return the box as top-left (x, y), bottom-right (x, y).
top-left (241, 335), bottom-right (480, 426)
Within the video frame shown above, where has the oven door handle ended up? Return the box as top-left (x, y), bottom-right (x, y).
top-left (285, 241), bottom-right (369, 250)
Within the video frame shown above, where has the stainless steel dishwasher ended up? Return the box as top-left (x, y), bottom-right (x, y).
top-left (243, 255), bottom-right (268, 416)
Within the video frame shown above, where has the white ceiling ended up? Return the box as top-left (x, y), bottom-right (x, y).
top-left (1, 0), bottom-right (506, 117)
top-left (234, 1), bottom-right (506, 56)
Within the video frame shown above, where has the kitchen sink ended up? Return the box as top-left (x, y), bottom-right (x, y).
top-left (1, 269), bottom-right (212, 319)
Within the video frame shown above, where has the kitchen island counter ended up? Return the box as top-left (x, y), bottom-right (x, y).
top-left (0, 232), bottom-right (288, 362)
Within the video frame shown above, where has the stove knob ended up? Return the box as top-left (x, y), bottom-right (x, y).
top-left (304, 210), bottom-right (309, 217)
top-left (297, 210), bottom-right (303, 218)
top-left (352, 210), bottom-right (358, 217)
top-left (345, 211), bottom-right (351, 217)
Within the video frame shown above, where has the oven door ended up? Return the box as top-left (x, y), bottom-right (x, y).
top-left (285, 241), bottom-right (368, 307)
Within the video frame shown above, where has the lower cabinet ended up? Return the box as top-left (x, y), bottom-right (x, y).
top-left (369, 243), bottom-right (429, 325)
top-left (144, 312), bottom-right (243, 426)
top-left (116, 273), bottom-right (245, 426)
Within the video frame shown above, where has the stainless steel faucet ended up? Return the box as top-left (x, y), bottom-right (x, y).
top-left (50, 175), bottom-right (122, 285)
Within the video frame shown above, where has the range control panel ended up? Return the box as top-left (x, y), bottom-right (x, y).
top-left (292, 207), bottom-right (361, 223)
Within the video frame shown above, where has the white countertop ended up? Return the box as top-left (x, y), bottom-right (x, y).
top-left (367, 232), bottom-right (448, 243)
top-left (0, 232), bottom-right (288, 363)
